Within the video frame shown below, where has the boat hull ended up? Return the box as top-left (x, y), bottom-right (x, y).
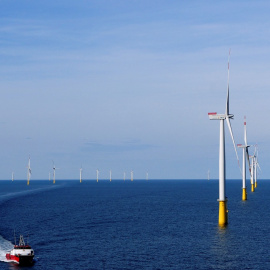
top-left (6, 253), bottom-right (34, 265)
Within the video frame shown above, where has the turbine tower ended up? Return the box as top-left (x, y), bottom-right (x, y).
top-left (27, 156), bottom-right (31, 186)
top-left (80, 166), bottom-right (83, 183)
top-left (250, 155), bottom-right (255, 192)
top-left (49, 172), bottom-right (51, 181)
top-left (110, 170), bottom-right (112, 182)
top-left (96, 169), bottom-right (99, 183)
top-left (52, 161), bottom-right (59, 184)
top-left (12, 172), bottom-right (14, 182)
top-left (254, 155), bottom-right (257, 188)
top-left (237, 116), bottom-right (250, 200)
top-left (123, 172), bottom-right (126, 181)
top-left (254, 145), bottom-right (261, 188)
top-left (208, 51), bottom-right (240, 226)
top-left (131, 170), bottom-right (133, 182)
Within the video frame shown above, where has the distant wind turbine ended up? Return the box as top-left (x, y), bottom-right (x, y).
top-left (12, 172), bottom-right (14, 182)
top-left (52, 161), bottom-right (59, 184)
top-left (237, 116), bottom-right (251, 200)
top-left (123, 172), bottom-right (126, 181)
top-left (254, 146), bottom-right (261, 188)
top-left (27, 156), bottom-right (31, 186)
top-left (131, 170), bottom-right (133, 182)
top-left (96, 169), bottom-right (99, 183)
top-left (254, 155), bottom-right (257, 189)
top-left (208, 50), bottom-right (240, 226)
top-left (110, 170), bottom-right (112, 182)
top-left (207, 170), bottom-right (210, 181)
top-left (250, 155), bottom-right (255, 192)
top-left (80, 166), bottom-right (83, 183)
top-left (146, 172), bottom-right (149, 181)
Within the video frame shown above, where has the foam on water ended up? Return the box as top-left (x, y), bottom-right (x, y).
top-left (0, 236), bottom-right (13, 262)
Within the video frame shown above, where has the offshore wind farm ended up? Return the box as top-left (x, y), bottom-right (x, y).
top-left (1, 1), bottom-right (270, 269)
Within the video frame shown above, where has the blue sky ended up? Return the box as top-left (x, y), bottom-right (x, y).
top-left (0, 1), bottom-right (270, 180)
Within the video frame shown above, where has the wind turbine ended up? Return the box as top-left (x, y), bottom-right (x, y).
top-left (96, 169), bottom-right (99, 183)
top-left (131, 170), bottom-right (134, 182)
top-left (249, 145), bottom-right (260, 192)
top-left (208, 51), bottom-right (240, 226)
top-left (80, 166), bottom-right (83, 183)
top-left (250, 154), bottom-right (255, 192)
top-left (123, 172), bottom-right (126, 181)
top-left (52, 161), bottom-right (59, 184)
top-left (27, 156), bottom-right (31, 185)
top-left (146, 172), bottom-right (149, 181)
top-left (12, 172), bottom-right (14, 182)
top-left (254, 155), bottom-right (257, 189)
top-left (253, 145), bottom-right (260, 189)
top-left (109, 170), bottom-right (112, 182)
top-left (207, 170), bottom-right (210, 181)
top-left (237, 116), bottom-right (250, 200)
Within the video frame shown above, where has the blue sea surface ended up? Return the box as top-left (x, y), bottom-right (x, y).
top-left (0, 179), bottom-right (269, 269)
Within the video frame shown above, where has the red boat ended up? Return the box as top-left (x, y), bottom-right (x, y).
top-left (6, 235), bottom-right (34, 265)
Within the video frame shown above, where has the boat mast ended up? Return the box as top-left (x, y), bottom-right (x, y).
top-left (14, 230), bottom-right (16, 245)
top-left (19, 235), bottom-right (25, 246)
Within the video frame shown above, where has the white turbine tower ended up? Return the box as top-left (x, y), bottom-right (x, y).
top-left (253, 145), bottom-right (259, 189)
top-left (254, 154), bottom-right (257, 189)
top-left (250, 154), bottom-right (255, 192)
top-left (249, 145), bottom-right (260, 192)
top-left (237, 116), bottom-right (250, 200)
top-left (12, 172), bottom-right (14, 182)
top-left (110, 170), bottom-right (112, 182)
top-left (80, 166), bottom-right (83, 183)
top-left (96, 169), bottom-right (99, 183)
top-left (27, 156), bottom-right (31, 186)
top-left (207, 170), bottom-right (210, 181)
top-left (131, 170), bottom-right (134, 181)
top-left (208, 51), bottom-right (240, 226)
top-left (52, 161), bottom-right (59, 184)
top-left (123, 172), bottom-right (126, 181)
top-left (146, 172), bottom-right (149, 181)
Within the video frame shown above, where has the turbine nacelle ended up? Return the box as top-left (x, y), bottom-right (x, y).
top-left (237, 144), bottom-right (250, 148)
top-left (208, 112), bottom-right (234, 120)
top-left (208, 113), bottom-right (225, 120)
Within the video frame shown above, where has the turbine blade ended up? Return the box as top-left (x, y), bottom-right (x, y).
top-left (244, 116), bottom-right (248, 145)
top-left (226, 117), bottom-right (241, 171)
top-left (246, 148), bottom-right (251, 173)
top-left (257, 162), bottom-right (262, 172)
top-left (225, 49), bottom-right (231, 116)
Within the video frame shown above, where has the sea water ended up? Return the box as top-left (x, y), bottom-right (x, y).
top-left (0, 180), bottom-right (269, 270)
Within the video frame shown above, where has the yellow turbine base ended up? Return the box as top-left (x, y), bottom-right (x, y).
top-left (97, 179), bottom-right (98, 183)
top-left (53, 180), bottom-right (55, 184)
top-left (218, 200), bottom-right (228, 226)
top-left (27, 181), bottom-right (29, 186)
top-left (251, 184), bottom-right (255, 192)
top-left (255, 182), bottom-right (257, 188)
top-left (242, 188), bottom-right (247, 201)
